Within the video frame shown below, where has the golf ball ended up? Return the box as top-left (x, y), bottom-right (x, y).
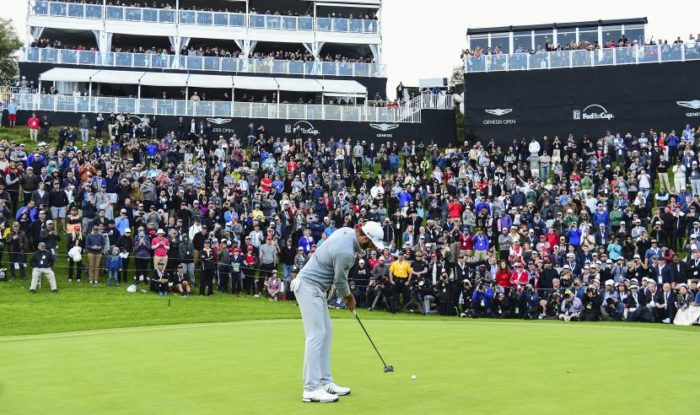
top-left (411, 374), bottom-right (416, 380)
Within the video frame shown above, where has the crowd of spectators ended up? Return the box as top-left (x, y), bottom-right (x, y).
top-left (461, 33), bottom-right (700, 58)
top-left (37, 0), bottom-right (379, 19)
top-left (1, 109), bottom-right (700, 325)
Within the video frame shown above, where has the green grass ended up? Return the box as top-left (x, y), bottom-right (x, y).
top-left (0, 318), bottom-right (697, 415)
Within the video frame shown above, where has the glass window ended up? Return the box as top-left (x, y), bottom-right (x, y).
top-left (557, 31), bottom-right (576, 48)
top-left (513, 31), bottom-right (532, 52)
top-left (469, 36), bottom-right (488, 52)
top-left (534, 30), bottom-right (553, 51)
top-left (490, 35), bottom-right (510, 54)
top-left (624, 26), bottom-right (645, 44)
top-left (602, 26), bottom-right (622, 46)
top-left (578, 29), bottom-right (599, 45)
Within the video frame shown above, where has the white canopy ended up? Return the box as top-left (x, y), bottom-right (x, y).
top-left (39, 68), bottom-right (97, 83)
top-left (90, 70), bottom-right (146, 85)
top-left (188, 74), bottom-right (233, 89)
top-left (275, 77), bottom-right (323, 92)
top-left (233, 76), bottom-right (279, 91)
top-left (318, 79), bottom-right (367, 97)
top-left (140, 72), bottom-right (188, 87)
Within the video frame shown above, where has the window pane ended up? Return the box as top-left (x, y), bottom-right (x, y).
top-left (534, 30), bottom-right (553, 51)
top-left (513, 32), bottom-right (532, 52)
top-left (469, 36), bottom-right (488, 52)
top-left (624, 27), bottom-right (645, 44)
top-left (602, 26), bottom-right (622, 45)
top-left (491, 36), bottom-right (509, 54)
top-left (579, 30), bottom-right (598, 44)
top-left (557, 31), bottom-right (576, 48)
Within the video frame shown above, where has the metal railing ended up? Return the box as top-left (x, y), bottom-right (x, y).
top-left (31, 1), bottom-right (379, 34)
top-left (464, 42), bottom-right (700, 73)
top-left (13, 93), bottom-right (422, 123)
top-left (21, 48), bottom-right (387, 78)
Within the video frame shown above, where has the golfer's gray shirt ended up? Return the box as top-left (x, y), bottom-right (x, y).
top-left (297, 227), bottom-right (360, 297)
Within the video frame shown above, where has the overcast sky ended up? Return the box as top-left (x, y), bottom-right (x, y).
top-left (5, 0), bottom-right (698, 97)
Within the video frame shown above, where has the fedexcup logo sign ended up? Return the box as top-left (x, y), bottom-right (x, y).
top-left (284, 121), bottom-right (320, 136)
top-left (483, 108), bottom-right (516, 125)
top-left (677, 100), bottom-right (700, 118)
top-left (573, 104), bottom-right (615, 120)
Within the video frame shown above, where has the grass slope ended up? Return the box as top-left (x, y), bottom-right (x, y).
top-left (0, 319), bottom-right (697, 415)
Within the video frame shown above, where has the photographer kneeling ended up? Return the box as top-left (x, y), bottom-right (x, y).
top-left (559, 290), bottom-right (582, 321)
top-left (580, 286), bottom-right (603, 321)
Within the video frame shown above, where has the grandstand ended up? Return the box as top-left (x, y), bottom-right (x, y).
top-left (12, 0), bottom-right (456, 144)
top-left (462, 18), bottom-right (700, 143)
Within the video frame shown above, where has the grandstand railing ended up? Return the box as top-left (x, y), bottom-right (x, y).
top-left (20, 48), bottom-right (387, 78)
top-left (464, 42), bottom-right (700, 73)
top-left (12, 93), bottom-right (422, 123)
top-left (31, 1), bottom-right (379, 34)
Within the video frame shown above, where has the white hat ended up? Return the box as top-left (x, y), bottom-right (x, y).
top-left (361, 221), bottom-right (385, 250)
top-left (157, 229), bottom-right (165, 234)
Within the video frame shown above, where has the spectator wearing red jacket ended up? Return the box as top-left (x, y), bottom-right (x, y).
top-left (545, 228), bottom-right (559, 252)
top-left (27, 113), bottom-right (40, 142)
top-left (510, 262), bottom-right (529, 286)
top-left (448, 197), bottom-right (463, 219)
top-left (495, 260), bottom-right (512, 290)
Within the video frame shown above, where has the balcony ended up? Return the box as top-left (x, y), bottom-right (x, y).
top-left (21, 48), bottom-right (387, 78)
top-left (30, 1), bottom-right (379, 34)
top-left (13, 93), bottom-right (421, 123)
top-left (465, 42), bottom-right (700, 73)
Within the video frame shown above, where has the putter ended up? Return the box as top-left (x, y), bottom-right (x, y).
top-left (352, 310), bottom-right (394, 373)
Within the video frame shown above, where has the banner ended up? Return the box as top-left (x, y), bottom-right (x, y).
top-left (464, 60), bottom-right (700, 145)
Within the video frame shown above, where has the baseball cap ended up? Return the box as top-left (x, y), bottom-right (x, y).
top-left (361, 221), bottom-right (384, 250)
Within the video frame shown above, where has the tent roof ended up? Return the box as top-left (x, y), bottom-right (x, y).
top-left (318, 79), bottom-right (367, 96)
top-left (275, 77), bottom-right (323, 92)
top-left (139, 72), bottom-right (188, 87)
top-left (39, 68), bottom-right (97, 83)
top-left (233, 76), bottom-right (279, 91)
top-left (188, 74), bottom-right (233, 89)
top-left (90, 70), bottom-right (145, 85)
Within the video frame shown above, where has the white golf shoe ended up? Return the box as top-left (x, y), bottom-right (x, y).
top-left (302, 388), bottom-right (339, 403)
top-left (323, 382), bottom-right (351, 396)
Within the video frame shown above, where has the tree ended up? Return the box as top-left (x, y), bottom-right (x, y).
top-left (0, 19), bottom-right (22, 85)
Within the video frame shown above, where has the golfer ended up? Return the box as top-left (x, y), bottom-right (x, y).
top-left (291, 222), bottom-right (384, 403)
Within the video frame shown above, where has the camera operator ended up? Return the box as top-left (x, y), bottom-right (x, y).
top-left (435, 271), bottom-right (455, 316)
top-left (457, 279), bottom-right (473, 317)
top-left (559, 290), bottom-right (582, 321)
top-left (413, 274), bottom-right (435, 315)
top-left (404, 251), bottom-right (428, 312)
top-left (518, 283), bottom-right (540, 319)
top-left (490, 291), bottom-right (512, 318)
top-left (470, 280), bottom-right (494, 318)
top-left (580, 286), bottom-right (603, 321)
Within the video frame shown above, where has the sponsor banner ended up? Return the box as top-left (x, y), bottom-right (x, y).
top-left (464, 60), bottom-right (700, 144)
top-left (12, 111), bottom-right (456, 146)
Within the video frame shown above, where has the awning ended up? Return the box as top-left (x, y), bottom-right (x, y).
top-left (233, 76), bottom-right (279, 91)
top-left (318, 79), bottom-right (367, 97)
top-left (39, 68), bottom-right (97, 83)
top-left (90, 70), bottom-right (145, 85)
top-left (139, 72), bottom-right (188, 87)
top-left (275, 77), bottom-right (322, 92)
top-left (188, 74), bottom-right (233, 89)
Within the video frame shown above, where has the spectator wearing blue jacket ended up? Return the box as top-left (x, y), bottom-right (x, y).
top-left (592, 203), bottom-right (609, 230)
top-left (105, 247), bottom-right (123, 287)
top-left (666, 132), bottom-right (679, 162)
top-left (471, 284), bottom-right (494, 317)
top-left (566, 223), bottom-right (582, 248)
top-left (473, 229), bottom-right (490, 262)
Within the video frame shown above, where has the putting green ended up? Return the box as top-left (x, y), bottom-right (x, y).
top-left (0, 319), bottom-right (696, 415)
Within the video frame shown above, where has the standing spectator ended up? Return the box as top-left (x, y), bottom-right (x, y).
top-left (6, 222), bottom-right (29, 280)
top-left (67, 229), bottom-right (84, 282)
top-left (27, 113), bottom-right (40, 142)
top-left (178, 232), bottom-right (195, 285)
top-left (48, 181), bottom-right (69, 230)
top-left (85, 225), bottom-right (105, 284)
top-left (672, 159), bottom-right (687, 192)
top-left (199, 239), bottom-right (215, 296)
top-left (105, 246), bottom-right (123, 287)
top-left (6, 99), bottom-right (17, 127)
top-left (258, 235), bottom-right (279, 296)
top-left (151, 228), bottom-right (170, 268)
top-left (94, 113), bottom-right (104, 139)
top-left (133, 229), bottom-right (152, 283)
top-left (29, 242), bottom-right (57, 293)
top-left (657, 155), bottom-right (671, 193)
top-left (78, 114), bottom-right (91, 143)
top-left (40, 114), bottom-right (51, 142)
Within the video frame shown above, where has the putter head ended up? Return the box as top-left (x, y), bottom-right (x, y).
top-left (384, 365), bottom-right (394, 373)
